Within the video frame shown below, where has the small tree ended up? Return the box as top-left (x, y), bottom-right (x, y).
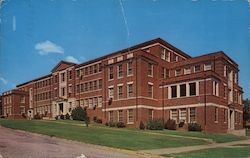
top-left (71, 106), bottom-right (87, 121)
top-left (139, 121), bottom-right (145, 130)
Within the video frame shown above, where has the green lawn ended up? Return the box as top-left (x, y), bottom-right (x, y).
top-left (153, 129), bottom-right (247, 143)
top-left (163, 146), bottom-right (250, 158)
top-left (0, 119), bottom-right (206, 150)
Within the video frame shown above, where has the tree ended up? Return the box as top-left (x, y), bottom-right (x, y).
top-left (71, 106), bottom-right (87, 121)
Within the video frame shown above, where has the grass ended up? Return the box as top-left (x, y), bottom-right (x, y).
top-left (153, 129), bottom-right (247, 143)
top-left (0, 119), bottom-right (206, 150)
top-left (163, 146), bottom-right (250, 158)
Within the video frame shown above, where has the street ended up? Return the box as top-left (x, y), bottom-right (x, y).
top-left (0, 126), bottom-right (145, 158)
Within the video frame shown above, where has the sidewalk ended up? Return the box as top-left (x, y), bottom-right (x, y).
top-left (140, 139), bottom-right (250, 155)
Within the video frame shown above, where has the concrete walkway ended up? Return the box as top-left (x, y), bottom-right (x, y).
top-left (140, 138), bottom-right (250, 155)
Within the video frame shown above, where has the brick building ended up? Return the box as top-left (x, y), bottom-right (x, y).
top-left (1, 38), bottom-right (243, 133)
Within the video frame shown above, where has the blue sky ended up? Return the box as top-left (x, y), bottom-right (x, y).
top-left (0, 0), bottom-right (249, 99)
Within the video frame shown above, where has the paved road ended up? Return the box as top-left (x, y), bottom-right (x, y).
top-left (0, 126), bottom-right (152, 158)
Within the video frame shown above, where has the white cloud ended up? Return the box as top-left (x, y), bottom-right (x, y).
top-left (35, 40), bottom-right (64, 55)
top-left (0, 76), bottom-right (8, 85)
top-left (65, 55), bottom-right (80, 64)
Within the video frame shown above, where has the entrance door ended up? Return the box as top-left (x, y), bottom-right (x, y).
top-left (229, 109), bottom-right (235, 130)
top-left (59, 103), bottom-right (63, 114)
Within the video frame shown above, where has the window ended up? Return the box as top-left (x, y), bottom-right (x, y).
top-left (118, 64), bottom-right (123, 78)
top-left (80, 84), bottom-right (84, 92)
top-left (127, 61), bottom-right (133, 76)
top-left (68, 85), bottom-right (72, 94)
top-left (98, 97), bottom-right (102, 107)
top-left (223, 85), bottom-right (226, 98)
top-left (127, 109), bottom-right (134, 124)
top-left (118, 85), bottom-right (123, 99)
top-left (234, 73), bottom-right (237, 84)
top-left (127, 84), bottom-right (133, 98)
top-left (84, 67), bottom-right (88, 76)
top-left (84, 83), bottom-right (88, 91)
top-left (184, 67), bottom-right (191, 75)
top-left (89, 98), bottom-right (93, 108)
top-left (189, 108), bottom-right (196, 123)
top-left (171, 86), bottom-right (177, 98)
top-left (69, 70), bottom-right (72, 80)
top-left (108, 66), bottom-right (114, 80)
top-left (166, 51), bottom-right (170, 62)
top-left (215, 107), bottom-right (218, 122)
top-left (76, 70), bottom-right (80, 78)
top-left (161, 68), bottom-right (169, 79)
top-left (179, 108), bottom-right (187, 122)
top-left (148, 109), bottom-right (153, 121)
top-left (61, 87), bottom-right (65, 96)
top-left (161, 49), bottom-right (165, 60)
top-left (213, 81), bottom-right (219, 96)
top-left (170, 109), bottom-right (178, 121)
top-left (94, 97), bottom-right (98, 107)
top-left (224, 109), bottom-right (227, 123)
top-left (224, 65), bottom-right (227, 77)
top-left (98, 79), bottom-right (102, 89)
top-left (89, 66), bottom-right (93, 74)
top-left (89, 81), bottom-right (93, 91)
top-left (118, 110), bottom-right (123, 122)
top-left (98, 63), bottom-right (102, 72)
top-left (148, 84), bottom-right (153, 98)
top-left (93, 80), bottom-right (97, 90)
top-left (189, 83), bottom-right (196, 96)
top-left (94, 65), bottom-right (98, 73)
top-left (204, 63), bottom-right (212, 71)
top-left (194, 65), bottom-right (201, 72)
top-left (108, 87), bottom-right (114, 99)
top-left (148, 63), bottom-right (153, 76)
top-left (61, 73), bottom-right (65, 82)
top-left (109, 111), bottom-right (114, 122)
top-left (180, 84), bottom-right (186, 97)
top-left (20, 96), bottom-right (25, 103)
top-left (175, 69), bottom-right (181, 76)
top-left (172, 54), bottom-right (177, 62)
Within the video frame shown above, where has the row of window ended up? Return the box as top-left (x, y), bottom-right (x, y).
top-left (108, 61), bottom-right (133, 80)
top-left (76, 79), bottom-right (102, 93)
top-left (3, 96), bottom-right (11, 105)
top-left (76, 63), bottom-right (102, 78)
top-left (170, 82), bottom-right (197, 99)
top-left (170, 108), bottom-right (196, 123)
top-left (108, 109), bottom-right (134, 124)
top-left (34, 105), bottom-right (51, 115)
top-left (35, 91), bottom-right (52, 101)
top-left (76, 96), bottom-right (103, 108)
top-left (161, 49), bottom-right (180, 62)
top-left (35, 78), bottom-right (52, 88)
top-left (3, 106), bottom-right (12, 115)
top-left (175, 63), bottom-right (212, 77)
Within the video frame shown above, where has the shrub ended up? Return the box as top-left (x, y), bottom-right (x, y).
top-left (188, 123), bottom-right (202, 131)
top-left (108, 121), bottom-right (116, 127)
top-left (179, 121), bottom-right (185, 128)
top-left (93, 116), bottom-right (97, 122)
top-left (71, 106), bottom-right (87, 121)
top-left (60, 114), bottom-right (64, 120)
top-left (21, 113), bottom-right (26, 119)
top-left (116, 122), bottom-right (126, 128)
top-left (96, 118), bottom-right (102, 124)
top-left (65, 113), bottom-right (71, 120)
top-left (34, 113), bottom-right (42, 120)
top-left (165, 119), bottom-right (176, 130)
top-left (105, 122), bottom-right (109, 126)
top-left (55, 115), bottom-right (59, 120)
top-left (147, 119), bottom-right (164, 130)
top-left (139, 121), bottom-right (145, 130)
top-left (0, 116), bottom-right (5, 119)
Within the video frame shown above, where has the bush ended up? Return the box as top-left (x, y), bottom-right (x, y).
top-left (96, 118), bottom-right (102, 124)
top-left (105, 122), bottom-right (109, 126)
top-left (60, 114), bottom-right (64, 120)
top-left (147, 119), bottom-right (164, 130)
top-left (0, 116), bottom-right (5, 119)
top-left (93, 116), bottom-right (97, 122)
top-left (116, 122), bottom-right (126, 128)
top-left (21, 113), bottom-right (26, 119)
top-left (139, 121), bottom-right (145, 130)
top-left (65, 113), bottom-right (71, 120)
top-left (188, 123), bottom-right (202, 131)
top-left (34, 113), bottom-right (42, 120)
top-left (108, 121), bottom-right (116, 127)
top-left (165, 119), bottom-right (176, 130)
top-left (71, 106), bottom-right (87, 121)
top-left (55, 115), bottom-right (59, 120)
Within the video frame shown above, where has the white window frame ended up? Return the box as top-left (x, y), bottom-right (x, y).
top-left (127, 109), bottom-right (134, 124)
